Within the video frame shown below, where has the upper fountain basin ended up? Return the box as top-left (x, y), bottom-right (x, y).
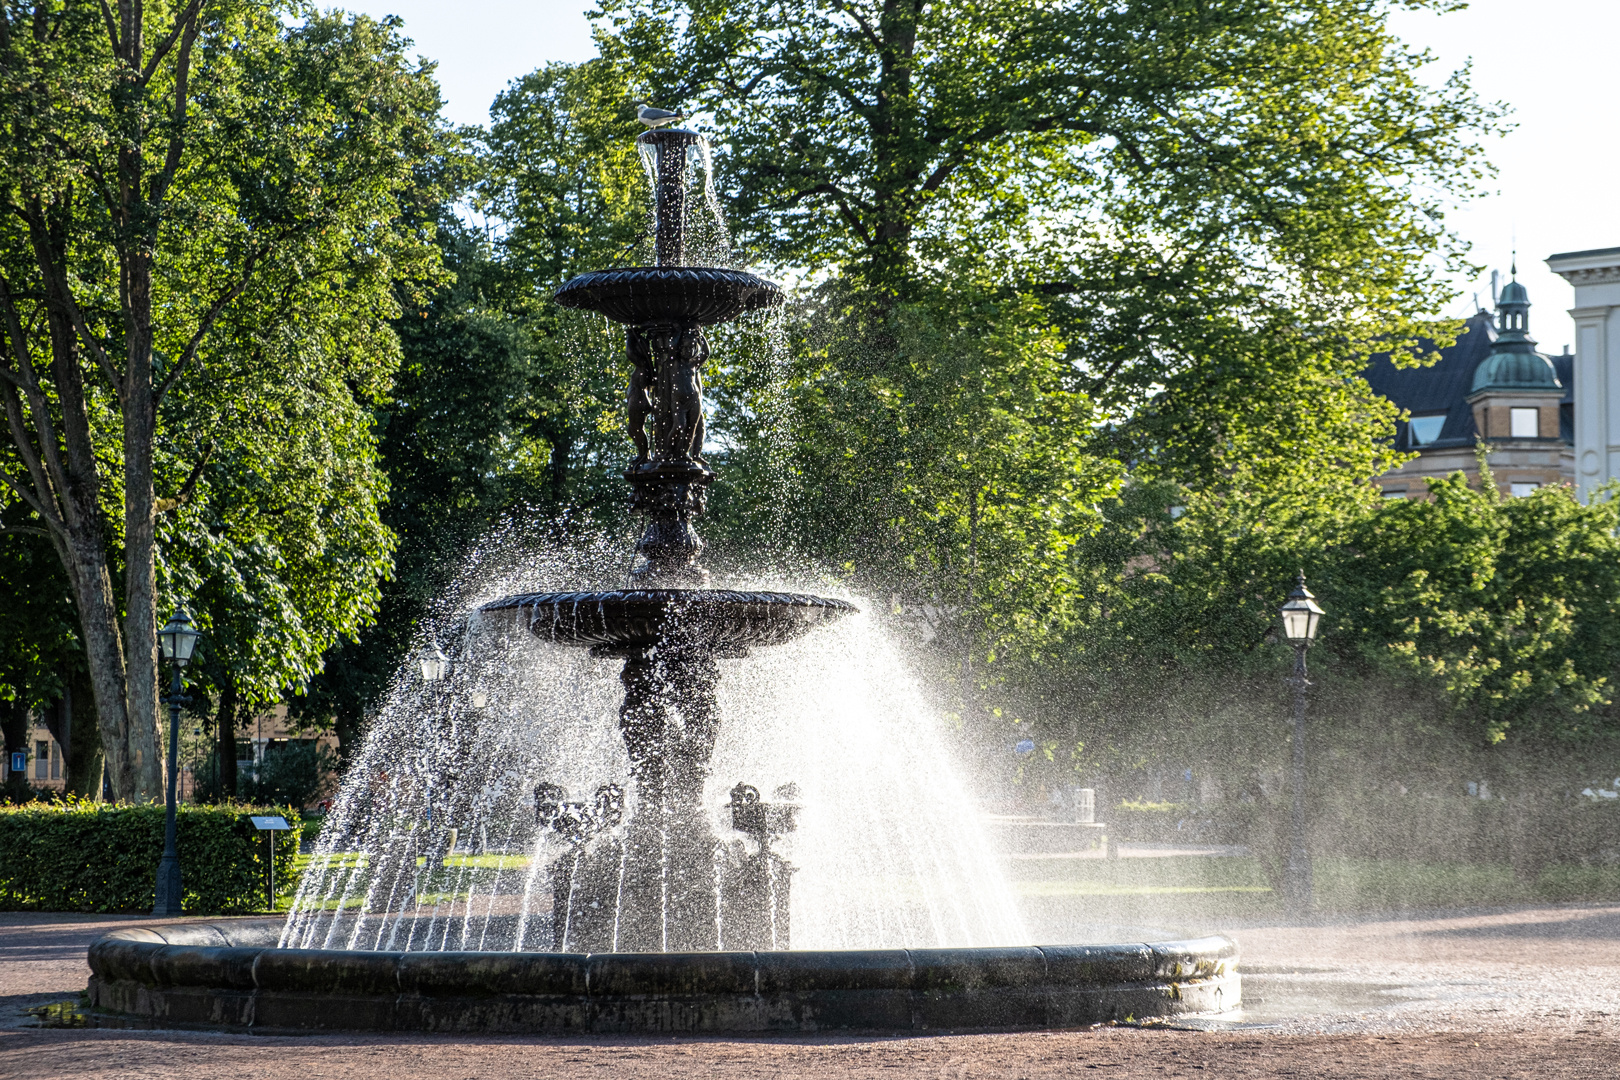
top-left (481, 589), bottom-right (856, 653)
top-left (554, 267), bottom-right (783, 327)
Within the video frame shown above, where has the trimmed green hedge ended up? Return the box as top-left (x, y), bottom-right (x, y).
top-left (0, 800), bottom-right (301, 913)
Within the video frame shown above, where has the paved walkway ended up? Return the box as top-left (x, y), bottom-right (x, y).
top-left (2, 905), bottom-right (1616, 1078)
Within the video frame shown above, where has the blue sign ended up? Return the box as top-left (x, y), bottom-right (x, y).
top-left (8, 751), bottom-right (24, 774)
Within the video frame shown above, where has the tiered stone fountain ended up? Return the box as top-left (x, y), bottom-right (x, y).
top-left (84, 117), bottom-right (1238, 1034)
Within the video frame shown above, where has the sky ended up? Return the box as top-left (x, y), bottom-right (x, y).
top-left (348, 0), bottom-right (1620, 347)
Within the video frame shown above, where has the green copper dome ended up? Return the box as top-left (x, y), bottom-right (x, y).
top-left (1471, 349), bottom-right (1561, 392)
top-left (1471, 273), bottom-right (1561, 393)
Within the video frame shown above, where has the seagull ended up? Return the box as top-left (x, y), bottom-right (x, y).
top-left (636, 104), bottom-right (687, 129)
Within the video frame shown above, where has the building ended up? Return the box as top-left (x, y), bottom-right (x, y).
top-left (1367, 269), bottom-right (1574, 500)
top-left (3, 700), bottom-right (336, 804)
top-left (12, 718), bottom-right (68, 793)
top-left (1546, 246), bottom-right (1620, 502)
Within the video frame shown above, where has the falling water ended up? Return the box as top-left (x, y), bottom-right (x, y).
top-left (636, 130), bottom-right (733, 269)
top-left (281, 557), bottom-right (1028, 952)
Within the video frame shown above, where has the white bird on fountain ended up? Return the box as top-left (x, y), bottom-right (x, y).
top-left (636, 104), bottom-right (688, 129)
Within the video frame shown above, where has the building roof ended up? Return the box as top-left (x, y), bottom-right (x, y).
top-left (1365, 273), bottom-right (1574, 451)
top-left (1364, 313), bottom-right (1493, 450)
top-left (1471, 275), bottom-right (1561, 394)
top-left (1472, 349), bottom-right (1562, 393)
top-left (1548, 245), bottom-right (1620, 262)
top-left (1364, 326), bottom-right (1574, 449)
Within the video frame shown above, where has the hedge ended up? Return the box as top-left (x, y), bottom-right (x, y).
top-left (0, 799), bottom-right (301, 913)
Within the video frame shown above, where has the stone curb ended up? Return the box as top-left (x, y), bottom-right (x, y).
top-left (87, 920), bottom-right (1239, 1034)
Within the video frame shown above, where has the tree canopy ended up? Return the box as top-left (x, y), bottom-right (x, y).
top-left (0, 0), bottom-right (441, 797)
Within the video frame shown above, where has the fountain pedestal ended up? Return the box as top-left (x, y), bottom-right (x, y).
top-left (480, 127), bottom-right (855, 952)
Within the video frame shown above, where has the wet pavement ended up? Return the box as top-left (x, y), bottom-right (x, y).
top-left (2, 903), bottom-right (1617, 1077)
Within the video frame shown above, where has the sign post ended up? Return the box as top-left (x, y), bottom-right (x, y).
top-left (251, 816), bottom-right (294, 912)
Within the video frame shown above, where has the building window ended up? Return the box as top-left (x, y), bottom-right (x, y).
top-left (51, 742), bottom-right (61, 780)
top-left (1408, 415), bottom-right (1445, 445)
top-left (1511, 482), bottom-right (1539, 498)
top-left (1510, 408), bottom-right (1539, 438)
top-left (34, 740), bottom-right (49, 780)
top-left (1382, 488), bottom-right (1407, 499)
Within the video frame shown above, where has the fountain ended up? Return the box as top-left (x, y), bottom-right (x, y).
top-left (84, 116), bottom-right (1237, 1034)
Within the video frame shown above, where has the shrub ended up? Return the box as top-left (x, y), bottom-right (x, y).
top-left (242, 741), bottom-right (332, 808)
top-left (192, 740), bottom-right (334, 809)
top-left (0, 799), bottom-right (301, 913)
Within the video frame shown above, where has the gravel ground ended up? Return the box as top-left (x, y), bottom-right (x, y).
top-left (2, 904), bottom-right (1617, 1078)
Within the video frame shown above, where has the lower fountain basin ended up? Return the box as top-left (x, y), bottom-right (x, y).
top-left (86, 921), bottom-right (1239, 1034)
top-left (481, 589), bottom-right (857, 653)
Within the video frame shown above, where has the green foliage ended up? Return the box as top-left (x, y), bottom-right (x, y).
top-left (477, 55), bottom-right (651, 519)
top-left (297, 59), bottom-right (653, 747)
top-left (1014, 464), bottom-right (1620, 814)
top-left (0, 529), bottom-right (77, 714)
top-left (0, 800), bottom-right (300, 913)
top-left (0, 0), bottom-right (447, 799)
top-left (1328, 474), bottom-right (1620, 743)
top-left (600, 0), bottom-right (1494, 298)
top-left (194, 740), bottom-right (332, 809)
top-left (586, 0), bottom-right (1499, 728)
top-left (789, 284), bottom-right (1119, 671)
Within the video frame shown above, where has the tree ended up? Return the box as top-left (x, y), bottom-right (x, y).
top-left (477, 57), bottom-right (649, 517)
top-left (0, 1), bottom-right (440, 798)
top-left (1025, 454), bottom-right (1620, 809)
top-left (293, 219), bottom-right (538, 755)
top-left (294, 58), bottom-right (666, 754)
top-left (1328, 470), bottom-right (1620, 745)
top-left (157, 302), bottom-right (401, 795)
top-left (593, 0), bottom-right (1500, 658)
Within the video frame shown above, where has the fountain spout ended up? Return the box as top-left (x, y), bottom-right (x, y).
top-left (638, 127), bottom-right (701, 268)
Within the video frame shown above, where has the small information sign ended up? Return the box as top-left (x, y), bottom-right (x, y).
top-left (251, 816), bottom-right (294, 913)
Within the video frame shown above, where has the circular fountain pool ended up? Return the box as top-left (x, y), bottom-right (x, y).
top-left (86, 919), bottom-right (1237, 1033)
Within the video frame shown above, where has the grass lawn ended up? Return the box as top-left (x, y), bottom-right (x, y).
top-left (267, 851), bottom-right (1620, 920)
top-left (1009, 855), bottom-right (1620, 923)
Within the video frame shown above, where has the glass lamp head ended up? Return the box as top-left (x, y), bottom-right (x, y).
top-left (419, 643), bottom-right (450, 683)
top-left (1280, 572), bottom-right (1324, 644)
top-left (158, 610), bottom-right (200, 667)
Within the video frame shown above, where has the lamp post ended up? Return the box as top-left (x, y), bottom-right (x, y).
top-left (153, 609), bottom-right (201, 916)
top-left (1279, 572), bottom-right (1324, 916)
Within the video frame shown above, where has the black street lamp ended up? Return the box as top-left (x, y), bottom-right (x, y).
top-left (153, 609), bottom-right (201, 916)
top-left (1279, 572), bottom-right (1324, 916)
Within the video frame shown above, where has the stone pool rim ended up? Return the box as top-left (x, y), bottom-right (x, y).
top-left (87, 919), bottom-right (1239, 1034)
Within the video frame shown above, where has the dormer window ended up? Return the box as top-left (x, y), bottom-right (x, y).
top-left (1511, 408), bottom-right (1539, 438)
top-left (1408, 415), bottom-right (1445, 446)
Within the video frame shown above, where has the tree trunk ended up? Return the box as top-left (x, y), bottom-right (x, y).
top-left (120, 375), bottom-right (163, 802)
top-left (33, 213), bottom-right (147, 802)
top-left (118, 213), bottom-right (163, 803)
top-left (63, 544), bottom-right (143, 799)
top-left (41, 673), bottom-right (105, 797)
top-left (65, 669), bottom-right (104, 796)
